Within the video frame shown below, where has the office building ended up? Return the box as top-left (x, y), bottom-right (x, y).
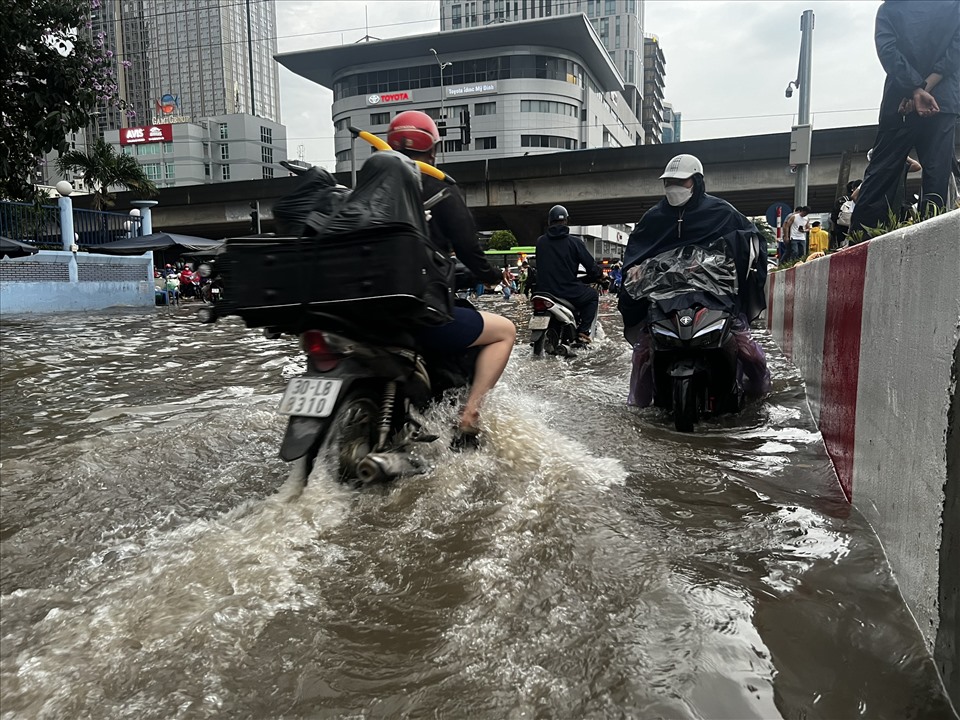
top-left (98, 0), bottom-right (281, 129)
top-left (661, 101), bottom-right (682, 143)
top-left (38, 0), bottom-right (284, 189)
top-left (440, 0), bottom-right (646, 129)
top-left (278, 14), bottom-right (637, 253)
top-left (103, 114), bottom-right (287, 188)
top-left (641, 35), bottom-right (665, 144)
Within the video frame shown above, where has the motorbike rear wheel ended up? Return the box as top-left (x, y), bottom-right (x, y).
top-left (543, 326), bottom-right (561, 355)
top-left (315, 389), bottom-right (382, 483)
top-left (673, 376), bottom-right (699, 432)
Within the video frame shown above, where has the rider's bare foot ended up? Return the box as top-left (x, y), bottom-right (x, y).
top-left (451, 407), bottom-right (482, 451)
top-left (458, 407), bottom-right (481, 433)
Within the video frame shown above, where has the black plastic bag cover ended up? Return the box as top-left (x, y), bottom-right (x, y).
top-left (272, 166), bottom-right (349, 236)
top-left (303, 151), bottom-right (429, 240)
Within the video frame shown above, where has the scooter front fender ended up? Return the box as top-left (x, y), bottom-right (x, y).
top-left (668, 359), bottom-right (706, 379)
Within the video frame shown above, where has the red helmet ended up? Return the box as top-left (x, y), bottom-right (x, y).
top-left (387, 111), bottom-right (440, 153)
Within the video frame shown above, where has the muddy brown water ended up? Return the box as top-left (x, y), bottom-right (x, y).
top-left (1, 297), bottom-right (955, 719)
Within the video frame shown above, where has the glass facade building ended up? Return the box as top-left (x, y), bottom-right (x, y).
top-left (440, 0), bottom-right (645, 130)
top-left (92, 0), bottom-right (281, 132)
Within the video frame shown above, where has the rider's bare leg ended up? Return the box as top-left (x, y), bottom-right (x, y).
top-left (461, 311), bottom-right (516, 431)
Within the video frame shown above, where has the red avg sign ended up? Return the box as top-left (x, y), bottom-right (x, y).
top-left (120, 124), bottom-right (173, 145)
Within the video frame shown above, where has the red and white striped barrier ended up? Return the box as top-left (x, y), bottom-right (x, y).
top-left (766, 210), bottom-right (960, 675)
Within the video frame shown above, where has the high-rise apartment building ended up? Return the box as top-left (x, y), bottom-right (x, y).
top-left (95, 0), bottom-right (281, 130)
top-left (439, 0), bottom-right (645, 129)
top-left (641, 34), bottom-right (665, 144)
top-left (40, 0), bottom-right (284, 189)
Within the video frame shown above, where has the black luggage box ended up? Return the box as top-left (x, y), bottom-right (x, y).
top-left (217, 224), bottom-right (453, 332)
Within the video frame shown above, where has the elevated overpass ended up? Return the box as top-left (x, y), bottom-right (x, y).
top-left (106, 124), bottom-right (948, 241)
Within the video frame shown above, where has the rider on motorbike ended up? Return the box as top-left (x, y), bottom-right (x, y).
top-left (533, 205), bottom-right (604, 344)
top-left (617, 154), bottom-right (771, 406)
top-left (386, 110), bottom-right (516, 444)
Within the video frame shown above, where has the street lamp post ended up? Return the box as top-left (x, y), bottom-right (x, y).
top-left (784, 10), bottom-right (815, 209)
top-left (429, 48), bottom-right (452, 160)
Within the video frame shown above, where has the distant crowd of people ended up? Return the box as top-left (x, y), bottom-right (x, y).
top-left (154, 263), bottom-right (216, 304)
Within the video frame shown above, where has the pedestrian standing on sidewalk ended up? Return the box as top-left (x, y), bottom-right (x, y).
top-left (850, 0), bottom-right (960, 235)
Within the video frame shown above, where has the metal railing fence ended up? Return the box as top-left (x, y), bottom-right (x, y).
top-left (0, 202), bottom-right (61, 247)
top-left (73, 208), bottom-right (143, 247)
top-left (0, 201), bottom-right (143, 248)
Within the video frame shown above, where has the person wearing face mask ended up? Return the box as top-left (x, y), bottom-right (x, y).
top-left (617, 154), bottom-right (771, 407)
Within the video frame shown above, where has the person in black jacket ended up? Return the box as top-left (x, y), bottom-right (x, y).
top-left (617, 154), bottom-right (771, 406)
top-left (850, 0), bottom-right (960, 235)
top-left (387, 111), bottom-right (515, 445)
top-left (534, 205), bottom-right (603, 343)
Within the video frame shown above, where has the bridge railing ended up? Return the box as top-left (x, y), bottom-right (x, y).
top-left (0, 201), bottom-right (62, 247)
top-left (0, 201), bottom-right (143, 248)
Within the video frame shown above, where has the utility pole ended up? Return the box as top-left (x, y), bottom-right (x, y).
top-left (785, 10), bottom-right (815, 208)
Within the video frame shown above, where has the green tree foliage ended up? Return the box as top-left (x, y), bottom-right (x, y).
top-left (488, 229), bottom-right (517, 251)
top-left (752, 218), bottom-right (777, 256)
top-left (57, 138), bottom-right (156, 209)
top-left (0, 0), bottom-right (128, 200)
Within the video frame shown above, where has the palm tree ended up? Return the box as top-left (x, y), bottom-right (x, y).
top-left (56, 138), bottom-right (157, 210)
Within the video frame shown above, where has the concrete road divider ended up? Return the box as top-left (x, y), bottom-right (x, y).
top-left (767, 210), bottom-right (960, 707)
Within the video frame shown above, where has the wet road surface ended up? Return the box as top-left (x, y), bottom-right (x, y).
top-left (1, 297), bottom-right (955, 719)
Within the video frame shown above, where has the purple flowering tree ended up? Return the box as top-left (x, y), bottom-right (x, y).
top-left (0, 0), bottom-right (131, 200)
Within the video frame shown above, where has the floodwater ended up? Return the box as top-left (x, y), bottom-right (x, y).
top-left (0, 297), bottom-right (955, 720)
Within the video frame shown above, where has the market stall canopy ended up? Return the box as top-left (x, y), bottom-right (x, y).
top-left (0, 236), bottom-right (40, 259)
top-left (90, 232), bottom-right (224, 255)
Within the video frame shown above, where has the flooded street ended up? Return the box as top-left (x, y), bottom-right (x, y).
top-left (1, 298), bottom-right (954, 719)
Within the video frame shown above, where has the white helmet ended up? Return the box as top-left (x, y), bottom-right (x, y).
top-left (660, 154), bottom-right (704, 180)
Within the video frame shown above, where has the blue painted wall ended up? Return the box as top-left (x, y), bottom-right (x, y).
top-left (0, 251), bottom-right (153, 314)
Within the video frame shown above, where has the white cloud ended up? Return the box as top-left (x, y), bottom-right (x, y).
top-left (275, 0), bottom-right (888, 166)
top-left (646, 0), bottom-right (886, 139)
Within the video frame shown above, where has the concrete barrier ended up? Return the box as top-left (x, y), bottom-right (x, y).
top-left (0, 250), bottom-right (153, 314)
top-left (767, 210), bottom-right (960, 705)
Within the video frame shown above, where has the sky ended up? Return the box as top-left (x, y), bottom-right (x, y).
top-left (273, 0), bottom-right (888, 169)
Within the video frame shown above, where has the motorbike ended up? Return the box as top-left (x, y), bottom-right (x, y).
top-left (529, 293), bottom-right (580, 356)
top-left (529, 275), bottom-right (602, 356)
top-left (201, 140), bottom-right (476, 485)
top-left (623, 239), bottom-right (748, 432)
top-left (272, 290), bottom-right (478, 485)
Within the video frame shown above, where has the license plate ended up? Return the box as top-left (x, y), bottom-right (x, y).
top-left (278, 377), bottom-right (342, 417)
top-left (529, 315), bottom-right (551, 331)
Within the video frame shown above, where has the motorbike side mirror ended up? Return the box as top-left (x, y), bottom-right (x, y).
top-left (198, 263), bottom-right (212, 278)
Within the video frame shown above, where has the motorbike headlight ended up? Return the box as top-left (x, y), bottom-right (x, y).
top-left (690, 319), bottom-right (727, 347)
top-left (651, 325), bottom-right (682, 348)
top-left (693, 320), bottom-right (726, 338)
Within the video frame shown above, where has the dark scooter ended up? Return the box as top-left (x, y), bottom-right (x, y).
top-left (529, 276), bottom-right (603, 357)
top-left (646, 303), bottom-right (743, 432)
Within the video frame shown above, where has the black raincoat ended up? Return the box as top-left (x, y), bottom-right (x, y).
top-left (534, 225), bottom-right (602, 299)
top-left (617, 178), bottom-right (767, 328)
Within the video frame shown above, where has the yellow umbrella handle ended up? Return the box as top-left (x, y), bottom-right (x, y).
top-left (350, 127), bottom-right (455, 184)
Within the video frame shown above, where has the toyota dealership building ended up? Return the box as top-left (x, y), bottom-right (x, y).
top-left (278, 14), bottom-right (642, 174)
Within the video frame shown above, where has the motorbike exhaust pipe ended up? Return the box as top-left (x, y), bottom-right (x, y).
top-left (356, 452), bottom-right (420, 484)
